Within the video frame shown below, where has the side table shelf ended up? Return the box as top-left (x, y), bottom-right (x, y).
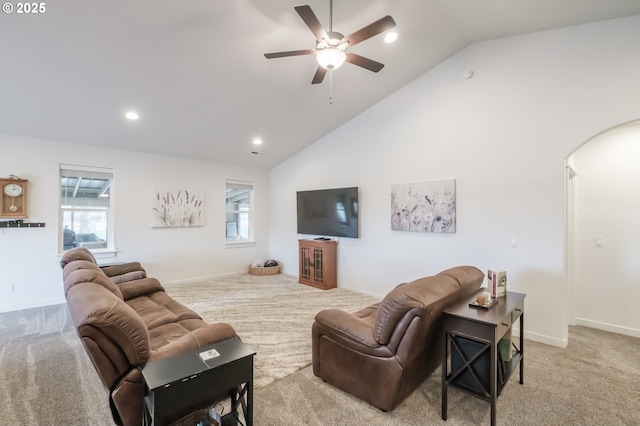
top-left (442, 291), bottom-right (525, 426)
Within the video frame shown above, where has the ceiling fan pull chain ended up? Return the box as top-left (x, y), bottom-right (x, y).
top-left (329, 70), bottom-right (333, 104)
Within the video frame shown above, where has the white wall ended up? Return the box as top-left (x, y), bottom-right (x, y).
top-left (0, 134), bottom-right (270, 312)
top-left (571, 121), bottom-right (640, 337)
top-left (269, 16), bottom-right (640, 347)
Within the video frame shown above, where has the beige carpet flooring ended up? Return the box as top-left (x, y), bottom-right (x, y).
top-left (255, 325), bottom-right (640, 425)
top-left (1, 272), bottom-right (639, 425)
top-left (162, 273), bottom-right (380, 388)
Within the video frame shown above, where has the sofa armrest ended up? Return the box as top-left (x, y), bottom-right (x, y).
top-left (314, 309), bottom-right (379, 347)
top-left (148, 323), bottom-right (237, 363)
top-left (118, 277), bottom-right (165, 300)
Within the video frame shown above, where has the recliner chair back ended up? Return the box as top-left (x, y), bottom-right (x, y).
top-left (312, 265), bottom-right (484, 411)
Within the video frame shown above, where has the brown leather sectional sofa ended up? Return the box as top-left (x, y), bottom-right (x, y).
top-left (312, 265), bottom-right (484, 411)
top-left (60, 248), bottom-right (237, 426)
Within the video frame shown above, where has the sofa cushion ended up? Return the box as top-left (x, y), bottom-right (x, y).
top-left (62, 258), bottom-right (98, 281)
top-left (101, 262), bottom-right (146, 283)
top-left (314, 308), bottom-right (380, 348)
top-left (148, 322), bottom-right (204, 350)
top-left (66, 282), bottom-right (150, 388)
top-left (374, 285), bottom-right (421, 345)
top-left (438, 265), bottom-right (486, 288)
top-left (148, 323), bottom-right (237, 362)
top-left (125, 290), bottom-right (203, 335)
top-left (117, 277), bottom-right (165, 300)
top-left (64, 262), bottom-right (123, 300)
top-left (109, 270), bottom-right (147, 284)
top-left (374, 274), bottom-right (463, 345)
top-left (60, 247), bottom-right (97, 269)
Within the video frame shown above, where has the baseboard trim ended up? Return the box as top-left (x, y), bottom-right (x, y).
top-left (163, 271), bottom-right (248, 285)
top-left (164, 270), bottom-right (298, 286)
top-left (338, 284), bottom-right (383, 299)
top-left (0, 296), bottom-right (66, 314)
top-left (575, 317), bottom-right (640, 338)
top-left (521, 329), bottom-right (568, 348)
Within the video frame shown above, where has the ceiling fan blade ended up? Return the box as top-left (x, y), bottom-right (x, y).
top-left (343, 15), bottom-right (396, 47)
top-left (345, 52), bottom-right (385, 72)
top-left (295, 5), bottom-right (329, 41)
top-left (264, 49), bottom-right (316, 59)
top-left (311, 66), bottom-right (328, 84)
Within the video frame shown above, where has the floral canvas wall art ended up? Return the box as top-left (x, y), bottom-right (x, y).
top-left (152, 188), bottom-right (204, 227)
top-left (391, 179), bottom-right (456, 233)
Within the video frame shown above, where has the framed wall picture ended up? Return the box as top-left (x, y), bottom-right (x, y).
top-left (391, 179), bottom-right (456, 233)
top-left (152, 188), bottom-right (204, 227)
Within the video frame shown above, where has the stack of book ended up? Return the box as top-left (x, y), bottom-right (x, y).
top-left (497, 329), bottom-right (513, 386)
top-left (487, 269), bottom-right (507, 298)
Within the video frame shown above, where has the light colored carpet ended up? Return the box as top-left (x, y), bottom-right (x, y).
top-left (255, 326), bottom-right (640, 425)
top-left (0, 272), bottom-right (378, 424)
top-left (163, 273), bottom-right (380, 388)
top-left (1, 273), bottom-right (639, 425)
top-left (0, 303), bottom-right (107, 424)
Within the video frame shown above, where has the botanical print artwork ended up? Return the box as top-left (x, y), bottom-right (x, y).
top-left (391, 179), bottom-right (456, 233)
top-left (152, 189), bottom-right (204, 227)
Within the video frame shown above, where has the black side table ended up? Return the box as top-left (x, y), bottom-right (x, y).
top-left (441, 291), bottom-right (525, 426)
top-left (142, 336), bottom-right (255, 426)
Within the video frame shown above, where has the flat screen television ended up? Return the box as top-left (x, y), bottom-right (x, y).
top-left (296, 187), bottom-right (359, 238)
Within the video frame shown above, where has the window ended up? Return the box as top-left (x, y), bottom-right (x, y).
top-left (225, 181), bottom-right (253, 243)
top-left (60, 166), bottom-right (113, 252)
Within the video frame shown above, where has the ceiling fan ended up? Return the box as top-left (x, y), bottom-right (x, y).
top-left (264, 1), bottom-right (396, 84)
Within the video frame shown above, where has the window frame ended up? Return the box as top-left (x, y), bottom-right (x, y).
top-left (225, 180), bottom-right (255, 247)
top-left (59, 164), bottom-right (116, 256)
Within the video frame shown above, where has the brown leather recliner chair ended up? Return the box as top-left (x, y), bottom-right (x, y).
top-left (60, 248), bottom-right (237, 426)
top-left (312, 266), bottom-right (483, 411)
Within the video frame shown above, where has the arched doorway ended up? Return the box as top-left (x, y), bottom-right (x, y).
top-left (565, 119), bottom-right (640, 338)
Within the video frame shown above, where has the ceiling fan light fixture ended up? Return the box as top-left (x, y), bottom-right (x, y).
top-left (384, 31), bottom-right (398, 43)
top-left (316, 47), bottom-right (346, 70)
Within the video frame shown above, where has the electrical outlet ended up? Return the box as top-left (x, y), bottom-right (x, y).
top-left (510, 237), bottom-right (518, 248)
top-left (4, 283), bottom-right (14, 292)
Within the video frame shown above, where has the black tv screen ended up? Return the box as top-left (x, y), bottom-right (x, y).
top-left (297, 187), bottom-right (359, 238)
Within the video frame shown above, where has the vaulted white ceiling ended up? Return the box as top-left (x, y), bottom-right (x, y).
top-left (1, 0), bottom-right (639, 168)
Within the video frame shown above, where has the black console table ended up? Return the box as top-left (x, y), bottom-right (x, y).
top-left (442, 291), bottom-right (525, 426)
top-left (142, 336), bottom-right (255, 426)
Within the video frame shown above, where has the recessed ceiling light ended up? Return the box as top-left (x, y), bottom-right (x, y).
top-left (253, 138), bottom-right (263, 145)
top-left (125, 111), bottom-right (139, 120)
top-left (384, 31), bottom-right (398, 43)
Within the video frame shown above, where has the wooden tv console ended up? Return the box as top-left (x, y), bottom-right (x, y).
top-left (298, 239), bottom-right (337, 290)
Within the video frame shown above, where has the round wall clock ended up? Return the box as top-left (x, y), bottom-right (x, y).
top-left (1, 178), bottom-right (28, 218)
